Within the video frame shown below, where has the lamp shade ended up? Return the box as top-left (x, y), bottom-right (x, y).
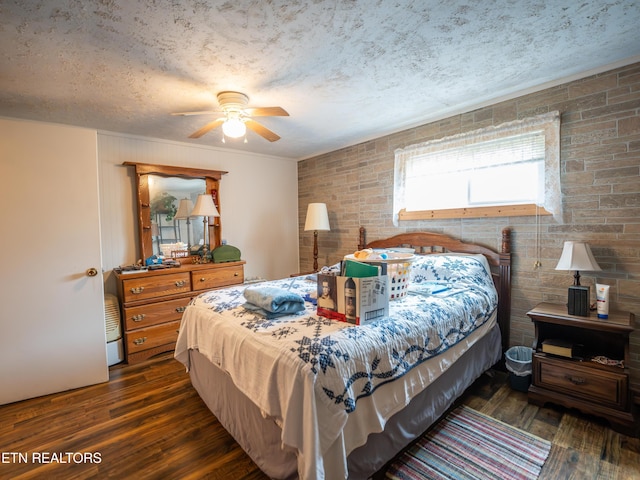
top-left (190, 194), bottom-right (220, 217)
top-left (174, 198), bottom-right (194, 220)
top-left (304, 203), bottom-right (330, 231)
top-left (555, 241), bottom-right (601, 272)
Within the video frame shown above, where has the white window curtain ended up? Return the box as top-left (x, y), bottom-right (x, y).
top-left (393, 111), bottom-right (562, 225)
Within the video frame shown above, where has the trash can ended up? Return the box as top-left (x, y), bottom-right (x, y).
top-left (505, 346), bottom-right (533, 392)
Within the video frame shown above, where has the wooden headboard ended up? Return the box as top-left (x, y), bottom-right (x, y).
top-left (358, 227), bottom-right (512, 356)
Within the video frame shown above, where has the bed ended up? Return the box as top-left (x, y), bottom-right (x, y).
top-left (174, 227), bottom-right (512, 480)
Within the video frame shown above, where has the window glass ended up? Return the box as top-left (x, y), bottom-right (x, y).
top-left (393, 112), bottom-right (561, 222)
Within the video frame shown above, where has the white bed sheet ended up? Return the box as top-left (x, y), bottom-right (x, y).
top-left (185, 321), bottom-right (501, 479)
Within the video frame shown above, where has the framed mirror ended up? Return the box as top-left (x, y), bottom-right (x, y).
top-left (124, 162), bottom-right (227, 263)
top-left (149, 175), bottom-right (205, 257)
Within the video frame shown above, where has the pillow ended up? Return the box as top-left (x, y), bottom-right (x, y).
top-left (410, 253), bottom-right (492, 285)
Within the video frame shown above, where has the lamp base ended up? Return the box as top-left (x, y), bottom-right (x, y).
top-left (312, 230), bottom-right (319, 272)
top-left (567, 285), bottom-right (589, 316)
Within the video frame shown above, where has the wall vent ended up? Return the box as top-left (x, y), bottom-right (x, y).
top-left (104, 294), bottom-right (122, 342)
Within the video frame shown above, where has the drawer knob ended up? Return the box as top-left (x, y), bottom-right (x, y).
top-left (200, 277), bottom-right (206, 282)
top-left (133, 337), bottom-right (147, 345)
top-left (234, 272), bottom-right (239, 276)
top-left (176, 306), bottom-right (186, 313)
top-left (566, 375), bottom-right (586, 385)
top-left (132, 314), bottom-right (146, 322)
top-left (130, 286), bottom-right (145, 294)
top-left (175, 280), bottom-right (186, 287)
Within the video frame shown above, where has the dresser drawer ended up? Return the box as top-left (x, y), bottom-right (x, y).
top-left (121, 272), bottom-right (191, 303)
top-left (534, 355), bottom-right (628, 409)
top-left (192, 264), bottom-right (244, 291)
top-left (123, 297), bottom-right (191, 330)
top-left (124, 320), bottom-right (181, 354)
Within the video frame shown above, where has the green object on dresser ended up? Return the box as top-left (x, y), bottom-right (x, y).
top-left (211, 245), bottom-right (241, 263)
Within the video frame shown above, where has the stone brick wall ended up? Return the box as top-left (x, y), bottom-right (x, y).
top-left (298, 62), bottom-right (640, 389)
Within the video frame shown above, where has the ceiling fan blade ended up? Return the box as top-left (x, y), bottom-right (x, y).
top-left (245, 106), bottom-right (289, 117)
top-left (171, 110), bottom-right (222, 116)
top-left (245, 119), bottom-right (281, 142)
top-left (189, 119), bottom-right (224, 138)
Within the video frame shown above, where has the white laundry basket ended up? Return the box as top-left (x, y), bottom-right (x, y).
top-left (344, 252), bottom-right (416, 300)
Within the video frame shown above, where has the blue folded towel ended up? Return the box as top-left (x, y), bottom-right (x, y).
top-left (243, 286), bottom-right (306, 319)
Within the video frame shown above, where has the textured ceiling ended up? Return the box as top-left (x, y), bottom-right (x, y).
top-left (1, 1), bottom-right (639, 160)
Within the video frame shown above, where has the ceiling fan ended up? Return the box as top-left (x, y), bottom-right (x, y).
top-left (172, 91), bottom-right (289, 142)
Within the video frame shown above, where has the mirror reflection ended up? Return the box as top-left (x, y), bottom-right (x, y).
top-left (148, 175), bottom-right (206, 257)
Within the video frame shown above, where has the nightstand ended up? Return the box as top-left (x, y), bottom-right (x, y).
top-left (527, 302), bottom-right (637, 436)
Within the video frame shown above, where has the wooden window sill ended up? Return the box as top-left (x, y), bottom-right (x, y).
top-left (398, 203), bottom-right (551, 221)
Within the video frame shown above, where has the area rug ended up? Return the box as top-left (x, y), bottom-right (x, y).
top-left (386, 405), bottom-right (551, 480)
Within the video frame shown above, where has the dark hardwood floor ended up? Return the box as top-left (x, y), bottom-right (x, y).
top-left (1, 353), bottom-right (638, 479)
top-left (457, 372), bottom-right (640, 480)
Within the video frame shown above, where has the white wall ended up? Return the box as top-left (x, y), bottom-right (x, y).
top-left (97, 131), bottom-right (300, 294)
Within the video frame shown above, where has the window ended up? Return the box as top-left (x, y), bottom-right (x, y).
top-left (393, 112), bottom-right (561, 223)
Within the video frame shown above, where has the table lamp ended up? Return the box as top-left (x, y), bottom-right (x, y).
top-left (191, 193), bottom-right (220, 260)
top-left (174, 198), bottom-right (194, 248)
top-left (555, 241), bottom-right (601, 316)
top-left (304, 203), bottom-right (330, 272)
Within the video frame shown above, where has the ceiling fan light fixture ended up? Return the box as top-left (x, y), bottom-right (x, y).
top-left (177, 91), bottom-right (286, 141)
top-left (222, 116), bottom-right (246, 138)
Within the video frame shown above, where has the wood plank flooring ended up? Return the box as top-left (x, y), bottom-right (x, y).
top-left (455, 372), bottom-right (640, 480)
top-left (1, 353), bottom-right (638, 479)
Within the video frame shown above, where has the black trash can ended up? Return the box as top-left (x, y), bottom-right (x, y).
top-left (505, 346), bottom-right (533, 392)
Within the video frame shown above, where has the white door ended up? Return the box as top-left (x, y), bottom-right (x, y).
top-left (0, 118), bottom-right (108, 405)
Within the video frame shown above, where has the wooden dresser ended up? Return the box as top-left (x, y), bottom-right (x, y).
top-left (115, 261), bottom-right (245, 363)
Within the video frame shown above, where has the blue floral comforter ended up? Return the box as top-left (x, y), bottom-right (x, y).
top-left (175, 254), bottom-right (498, 480)
top-left (179, 254), bottom-right (497, 413)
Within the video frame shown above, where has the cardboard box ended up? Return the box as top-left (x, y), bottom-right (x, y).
top-left (317, 273), bottom-right (389, 325)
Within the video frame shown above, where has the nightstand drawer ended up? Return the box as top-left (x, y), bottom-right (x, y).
top-left (534, 355), bottom-right (628, 409)
top-left (123, 297), bottom-right (191, 330)
top-left (124, 320), bottom-right (181, 354)
top-left (192, 265), bottom-right (244, 291)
